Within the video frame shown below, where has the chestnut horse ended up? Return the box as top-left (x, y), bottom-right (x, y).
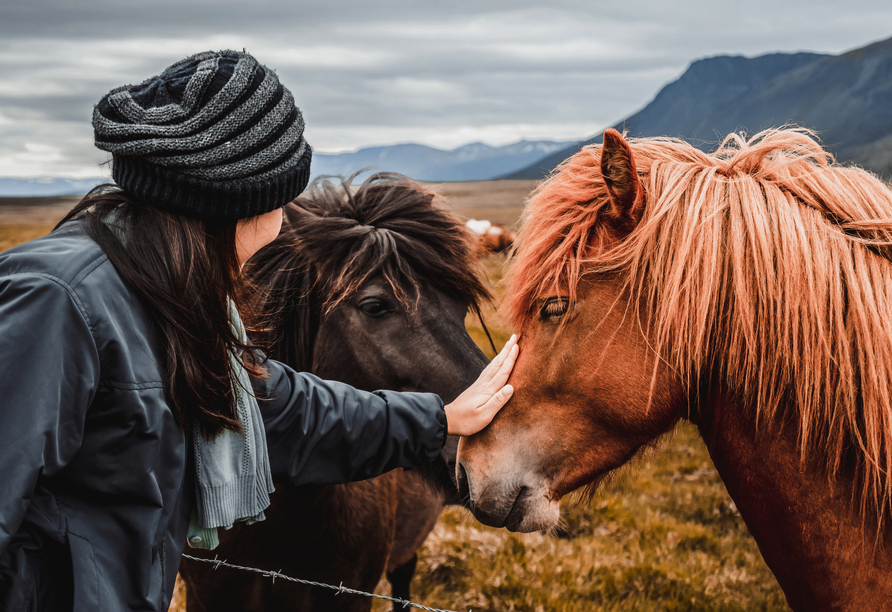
top-left (181, 173), bottom-right (490, 611)
top-left (458, 128), bottom-right (892, 611)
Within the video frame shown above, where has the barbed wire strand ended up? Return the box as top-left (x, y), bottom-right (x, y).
top-left (182, 554), bottom-right (470, 612)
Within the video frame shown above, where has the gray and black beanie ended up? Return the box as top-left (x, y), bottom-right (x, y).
top-left (93, 50), bottom-right (312, 221)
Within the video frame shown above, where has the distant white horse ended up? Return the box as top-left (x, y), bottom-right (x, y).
top-left (465, 219), bottom-right (516, 253)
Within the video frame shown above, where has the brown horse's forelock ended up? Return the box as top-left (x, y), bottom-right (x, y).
top-left (506, 127), bottom-right (892, 529)
top-left (249, 172), bottom-right (490, 343)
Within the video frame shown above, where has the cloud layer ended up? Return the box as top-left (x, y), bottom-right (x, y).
top-left (2, 0), bottom-right (891, 177)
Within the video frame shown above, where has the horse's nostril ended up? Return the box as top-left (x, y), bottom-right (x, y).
top-left (457, 463), bottom-right (470, 504)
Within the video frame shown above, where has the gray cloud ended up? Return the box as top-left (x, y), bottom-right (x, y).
top-left (1, 0), bottom-right (891, 176)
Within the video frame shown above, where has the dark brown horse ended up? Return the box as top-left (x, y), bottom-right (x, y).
top-left (180, 173), bottom-right (491, 611)
top-left (458, 128), bottom-right (892, 611)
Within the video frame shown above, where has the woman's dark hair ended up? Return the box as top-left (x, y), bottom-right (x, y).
top-left (56, 184), bottom-right (267, 438)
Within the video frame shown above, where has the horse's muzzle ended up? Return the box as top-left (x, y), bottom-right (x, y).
top-left (457, 458), bottom-right (560, 532)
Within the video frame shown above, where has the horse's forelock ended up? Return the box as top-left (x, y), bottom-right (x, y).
top-left (507, 126), bottom-right (892, 528)
top-left (504, 145), bottom-right (614, 329)
top-left (255, 172), bottom-right (491, 318)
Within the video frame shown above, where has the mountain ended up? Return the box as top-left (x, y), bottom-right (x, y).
top-left (310, 140), bottom-right (576, 183)
top-left (0, 139), bottom-right (571, 196)
top-left (507, 36), bottom-right (892, 179)
top-left (0, 177), bottom-right (108, 198)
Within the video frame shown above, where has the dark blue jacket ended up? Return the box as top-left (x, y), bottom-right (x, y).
top-left (0, 222), bottom-right (447, 611)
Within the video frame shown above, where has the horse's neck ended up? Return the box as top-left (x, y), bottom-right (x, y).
top-left (691, 397), bottom-right (892, 611)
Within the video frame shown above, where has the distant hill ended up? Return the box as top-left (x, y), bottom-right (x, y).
top-left (0, 140), bottom-right (575, 197)
top-left (311, 140), bottom-right (576, 183)
top-left (508, 36), bottom-right (892, 179)
top-left (0, 139), bottom-right (571, 196)
top-left (0, 177), bottom-right (108, 197)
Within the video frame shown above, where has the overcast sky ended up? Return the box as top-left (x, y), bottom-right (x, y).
top-left (2, 0), bottom-right (891, 178)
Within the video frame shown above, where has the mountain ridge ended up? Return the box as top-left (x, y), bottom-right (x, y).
top-left (507, 36), bottom-right (892, 179)
top-left (310, 139), bottom-right (576, 183)
top-left (0, 139), bottom-right (576, 196)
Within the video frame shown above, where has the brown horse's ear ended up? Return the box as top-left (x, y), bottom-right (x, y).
top-left (600, 128), bottom-right (644, 228)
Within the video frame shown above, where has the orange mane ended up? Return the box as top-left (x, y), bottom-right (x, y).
top-left (506, 127), bottom-right (892, 524)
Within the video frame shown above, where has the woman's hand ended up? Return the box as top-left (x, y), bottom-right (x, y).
top-left (445, 334), bottom-right (519, 436)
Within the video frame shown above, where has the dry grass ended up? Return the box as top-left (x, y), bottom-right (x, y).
top-left (0, 196), bottom-right (78, 224)
top-left (0, 224), bottom-right (57, 253)
top-left (0, 189), bottom-right (788, 611)
top-left (0, 196), bottom-right (75, 252)
top-left (428, 179), bottom-right (536, 228)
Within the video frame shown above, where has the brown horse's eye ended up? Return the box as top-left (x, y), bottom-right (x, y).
top-left (540, 297), bottom-right (569, 321)
top-left (359, 298), bottom-right (393, 318)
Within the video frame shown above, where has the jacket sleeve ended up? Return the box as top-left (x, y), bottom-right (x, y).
top-left (0, 274), bottom-right (99, 557)
top-left (253, 358), bottom-right (447, 486)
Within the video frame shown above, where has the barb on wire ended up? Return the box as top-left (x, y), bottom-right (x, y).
top-left (182, 554), bottom-right (470, 612)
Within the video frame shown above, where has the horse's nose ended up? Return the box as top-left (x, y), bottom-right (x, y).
top-left (456, 461), bottom-right (471, 505)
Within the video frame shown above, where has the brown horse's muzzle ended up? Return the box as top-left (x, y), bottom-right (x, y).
top-left (456, 435), bottom-right (561, 532)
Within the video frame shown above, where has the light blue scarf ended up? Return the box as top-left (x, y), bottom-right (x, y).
top-left (186, 301), bottom-right (275, 550)
top-left (100, 216), bottom-right (273, 549)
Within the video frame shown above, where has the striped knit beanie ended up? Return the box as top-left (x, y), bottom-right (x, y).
top-left (93, 50), bottom-right (312, 221)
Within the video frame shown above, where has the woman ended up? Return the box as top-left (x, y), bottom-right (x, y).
top-left (0, 50), bottom-right (517, 611)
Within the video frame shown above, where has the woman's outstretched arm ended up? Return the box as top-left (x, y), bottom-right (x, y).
top-left (255, 335), bottom-right (518, 486)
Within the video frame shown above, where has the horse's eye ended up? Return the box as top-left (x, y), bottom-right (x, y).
top-left (359, 298), bottom-right (392, 318)
top-left (540, 297), bottom-right (569, 321)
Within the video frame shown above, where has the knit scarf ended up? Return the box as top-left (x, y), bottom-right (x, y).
top-left (186, 301), bottom-right (275, 550)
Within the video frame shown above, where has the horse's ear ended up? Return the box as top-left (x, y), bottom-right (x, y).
top-left (600, 128), bottom-right (644, 228)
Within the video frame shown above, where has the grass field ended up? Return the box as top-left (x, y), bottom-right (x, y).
top-left (0, 186), bottom-right (789, 611)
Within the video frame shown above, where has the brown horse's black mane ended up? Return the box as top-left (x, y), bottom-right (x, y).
top-left (248, 172), bottom-right (491, 371)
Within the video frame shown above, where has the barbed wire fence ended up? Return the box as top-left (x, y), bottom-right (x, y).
top-left (182, 554), bottom-right (470, 612)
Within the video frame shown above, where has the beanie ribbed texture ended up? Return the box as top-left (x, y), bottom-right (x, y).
top-left (93, 50), bottom-right (312, 221)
